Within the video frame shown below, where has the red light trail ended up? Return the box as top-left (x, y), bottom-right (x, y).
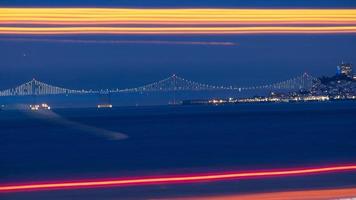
top-left (1, 164), bottom-right (356, 193)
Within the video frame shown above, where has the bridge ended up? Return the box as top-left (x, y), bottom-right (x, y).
top-left (0, 73), bottom-right (318, 97)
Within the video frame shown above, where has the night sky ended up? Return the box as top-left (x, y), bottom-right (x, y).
top-left (0, 0), bottom-right (356, 90)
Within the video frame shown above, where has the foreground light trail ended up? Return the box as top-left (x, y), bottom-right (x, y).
top-left (1, 164), bottom-right (356, 193)
top-left (1, 8), bottom-right (356, 35)
top-left (170, 187), bottom-right (356, 200)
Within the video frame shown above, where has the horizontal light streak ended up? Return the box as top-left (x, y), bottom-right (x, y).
top-left (3, 18), bottom-right (356, 21)
top-left (172, 187), bottom-right (356, 200)
top-left (2, 21), bottom-right (356, 25)
top-left (1, 8), bottom-right (356, 14)
top-left (0, 38), bottom-right (237, 46)
top-left (1, 8), bottom-right (356, 35)
top-left (1, 164), bottom-right (356, 193)
top-left (1, 26), bottom-right (356, 35)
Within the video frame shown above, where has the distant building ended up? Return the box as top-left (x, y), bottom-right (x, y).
top-left (337, 62), bottom-right (353, 78)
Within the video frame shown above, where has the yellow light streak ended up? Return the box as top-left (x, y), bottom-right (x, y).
top-left (1, 8), bottom-right (356, 35)
top-left (2, 21), bottom-right (356, 25)
top-left (1, 26), bottom-right (356, 35)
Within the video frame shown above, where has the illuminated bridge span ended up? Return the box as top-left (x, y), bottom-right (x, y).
top-left (0, 73), bottom-right (318, 97)
top-left (0, 79), bottom-right (93, 96)
top-left (119, 73), bottom-right (318, 93)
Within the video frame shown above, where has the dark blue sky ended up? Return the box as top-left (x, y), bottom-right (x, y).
top-left (0, 0), bottom-right (356, 90)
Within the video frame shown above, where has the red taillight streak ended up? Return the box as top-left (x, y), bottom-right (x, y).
top-left (1, 164), bottom-right (356, 193)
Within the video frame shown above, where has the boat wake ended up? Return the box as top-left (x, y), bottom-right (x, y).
top-left (23, 109), bottom-right (128, 140)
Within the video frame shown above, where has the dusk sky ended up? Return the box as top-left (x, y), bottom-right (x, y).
top-left (1, 0), bottom-right (356, 90)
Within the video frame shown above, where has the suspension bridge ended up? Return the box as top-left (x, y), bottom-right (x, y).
top-left (0, 73), bottom-right (319, 97)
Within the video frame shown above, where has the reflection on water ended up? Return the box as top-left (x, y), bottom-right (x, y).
top-left (25, 109), bottom-right (128, 140)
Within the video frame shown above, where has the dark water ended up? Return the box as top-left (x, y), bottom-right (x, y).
top-left (1, 102), bottom-right (356, 199)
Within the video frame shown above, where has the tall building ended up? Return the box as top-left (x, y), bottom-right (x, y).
top-left (336, 62), bottom-right (353, 78)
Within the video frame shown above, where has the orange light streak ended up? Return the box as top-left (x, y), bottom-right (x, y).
top-left (2, 21), bottom-right (356, 25)
top-left (1, 26), bottom-right (356, 35)
top-left (170, 187), bottom-right (356, 200)
top-left (1, 8), bottom-right (355, 14)
top-left (1, 164), bottom-right (356, 193)
top-left (1, 17), bottom-right (356, 22)
top-left (1, 8), bottom-right (356, 35)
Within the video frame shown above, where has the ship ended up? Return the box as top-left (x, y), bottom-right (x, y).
top-left (30, 103), bottom-right (51, 111)
top-left (97, 104), bottom-right (113, 109)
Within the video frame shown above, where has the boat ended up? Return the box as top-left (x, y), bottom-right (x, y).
top-left (97, 104), bottom-right (113, 109)
top-left (30, 103), bottom-right (51, 111)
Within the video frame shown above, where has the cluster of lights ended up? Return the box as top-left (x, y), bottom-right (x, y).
top-left (207, 95), bottom-right (332, 105)
top-left (209, 99), bottom-right (227, 104)
top-left (302, 96), bottom-right (330, 101)
top-left (29, 103), bottom-right (51, 111)
top-left (333, 95), bottom-right (356, 100)
top-left (238, 95), bottom-right (330, 103)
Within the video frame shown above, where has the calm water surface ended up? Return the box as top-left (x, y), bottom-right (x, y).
top-left (1, 102), bottom-right (356, 199)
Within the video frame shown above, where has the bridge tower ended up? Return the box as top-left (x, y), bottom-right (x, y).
top-left (31, 78), bottom-right (38, 105)
top-left (167, 74), bottom-right (179, 105)
top-left (172, 74), bottom-right (177, 105)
